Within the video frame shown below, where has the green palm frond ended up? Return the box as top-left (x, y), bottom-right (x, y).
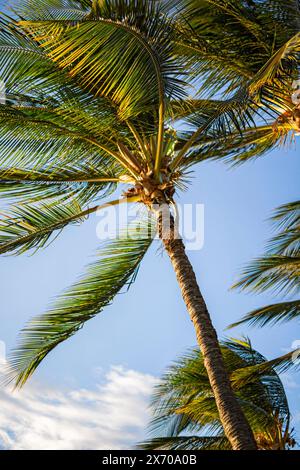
top-left (0, 179), bottom-right (112, 205)
top-left (0, 198), bottom-right (97, 255)
top-left (267, 229), bottom-right (300, 256)
top-left (170, 0), bottom-right (300, 168)
top-left (248, 32), bottom-right (300, 97)
top-left (18, 1), bottom-right (185, 121)
top-left (170, 92), bottom-right (268, 169)
top-left (0, 103), bottom-right (131, 177)
top-left (5, 217), bottom-right (153, 387)
top-left (0, 13), bottom-right (87, 102)
top-left (175, 0), bottom-right (300, 95)
top-left (231, 349), bottom-right (300, 388)
top-left (13, 0), bottom-right (91, 20)
top-left (272, 200), bottom-right (300, 230)
top-left (176, 124), bottom-right (285, 168)
top-left (139, 337), bottom-right (293, 450)
top-left (172, 95), bottom-right (261, 133)
top-left (139, 435), bottom-right (230, 451)
top-left (228, 300), bottom-right (300, 329)
top-left (233, 255), bottom-right (300, 295)
top-left (230, 199), bottom-right (300, 345)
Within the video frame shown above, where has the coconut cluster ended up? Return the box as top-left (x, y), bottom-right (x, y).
top-left (123, 168), bottom-right (175, 205)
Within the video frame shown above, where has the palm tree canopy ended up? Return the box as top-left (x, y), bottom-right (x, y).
top-left (139, 338), bottom-right (296, 450)
top-left (0, 0), bottom-right (299, 387)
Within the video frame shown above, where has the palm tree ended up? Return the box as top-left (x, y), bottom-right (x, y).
top-left (139, 338), bottom-right (296, 450)
top-left (228, 200), bottom-right (300, 366)
top-left (0, 0), bottom-right (260, 450)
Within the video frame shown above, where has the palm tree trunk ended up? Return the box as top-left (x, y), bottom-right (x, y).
top-left (158, 207), bottom-right (257, 450)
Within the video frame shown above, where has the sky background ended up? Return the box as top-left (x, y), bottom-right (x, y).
top-left (0, 0), bottom-right (300, 450)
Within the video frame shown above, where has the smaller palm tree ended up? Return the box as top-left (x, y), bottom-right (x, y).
top-left (139, 338), bottom-right (296, 451)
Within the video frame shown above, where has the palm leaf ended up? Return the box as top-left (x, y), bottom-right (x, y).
top-left (231, 350), bottom-right (300, 388)
top-left (271, 200), bottom-right (300, 230)
top-left (5, 217), bottom-right (153, 387)
top-left (233, 255), bottom-right (300, 295)
top-left (0, 198), bottom-right (97, 255)
top-left (140, 337), bottom-right (292, 450)
top-left (18, 1), bottom-right (185, 121)
top-left (176, 124), bottom-right (285, 168)
top-left (138, 435), bottom-right (230, 450)
top-left (228, 300), bottom-right (300, 328)
top-left (0, 165), bottom-right (119, 204)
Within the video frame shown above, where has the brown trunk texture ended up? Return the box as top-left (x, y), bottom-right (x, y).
top-left (158, 210), bottom-right (257, 450)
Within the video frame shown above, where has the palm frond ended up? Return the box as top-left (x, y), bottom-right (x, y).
top-left (231, 350), bottom-right (300, 388)
top-left (5, 217), bottom-right (153, 387)
top-left (176, 124), bottom-right (285, 168)
top-left (138, 435), bottom-right (230, 450)
top-left (0, 165), bottom-right (119, 204)
top-left (248, 32), bottom-right (300, 97)
top-left (271, 200), bottom-right (300, 230)
top-left (267, 229), bottom-right (300, 256)
top-left (142, 337), bottom-right (292, 450)
top-left (0, 103), bottom-right (130, 176)
top-left (18, 1), bottom-right (186, 122)
top-left (233, 255), bottom-right (300, 295)
top-left (0, 198), bottom-right (96, 255)
top-left (228, 300), bottom-right (300, 328)
top-left (175, 0), bottom-right (300, 98)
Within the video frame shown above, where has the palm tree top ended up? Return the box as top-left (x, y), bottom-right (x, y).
top-left (0, 0), bottom-right (298, 390)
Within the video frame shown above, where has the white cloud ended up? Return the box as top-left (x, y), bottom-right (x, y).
top-left (0, 365), bottom-right (156, 450)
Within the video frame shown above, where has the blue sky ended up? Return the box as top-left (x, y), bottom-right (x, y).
top-left (0, 0), bottom-right (299, 450)
top-left (1, 146), bottom-right (299, 448)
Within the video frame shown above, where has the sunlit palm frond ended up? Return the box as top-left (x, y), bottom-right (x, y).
top-left (0, 103), bottom-right (131, 177)
top-left (17, 0), bottom-right (186, 122)
top-left (4, 217), bottom-right (153, 387)
top-left (175, 124), bottom-right (285, 168)
top-left (0, 165), bottom-right (119, 204)
top-left (230, 200), bottom-right (300, 329)
top-left (175, 0), bottom-right (300, 96)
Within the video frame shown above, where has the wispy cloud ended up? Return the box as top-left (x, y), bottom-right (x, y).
top-left (0, 365), bottom-right (156, 450)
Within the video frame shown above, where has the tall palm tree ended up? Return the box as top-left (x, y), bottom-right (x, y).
top-left (139, 338), bottom-right (296, 450)
top-left (0, 0), bottom-right (260, 450)
top-left (228, 200), bottom-right (300, 367)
